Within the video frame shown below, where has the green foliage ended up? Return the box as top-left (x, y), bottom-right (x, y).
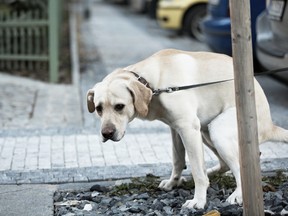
top-left (262, 170), bottom-right (288, 187)
top-left (108, 174), bottom-right (160, 196)
top-left (209, 173), bottom-right (237, 189)
top-left (107, 171), bottom-right (288, 197)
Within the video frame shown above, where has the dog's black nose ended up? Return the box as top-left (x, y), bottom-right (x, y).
top-left (101, 126), bottom-right (116, 140)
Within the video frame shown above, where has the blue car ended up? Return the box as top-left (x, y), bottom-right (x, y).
top-left (201, 0), bottom-right (265, 56)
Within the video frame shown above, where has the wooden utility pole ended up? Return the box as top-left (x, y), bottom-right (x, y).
top-left (229, 0), bottom-right (264, 215)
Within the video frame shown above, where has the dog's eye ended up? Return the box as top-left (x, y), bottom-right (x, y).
top-left (115, 104), bottom-right (125, 112)
top-left (96, 105), bottom-right (103, 115)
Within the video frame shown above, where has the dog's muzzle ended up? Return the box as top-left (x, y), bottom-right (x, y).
top-left (101, 125), bottom-right (116, 141)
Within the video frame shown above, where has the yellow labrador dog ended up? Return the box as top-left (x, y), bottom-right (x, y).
top-left (87, 49), bottom-right (288, 209)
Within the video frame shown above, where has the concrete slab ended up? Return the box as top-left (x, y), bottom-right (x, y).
top-left (0, 184), bottom-right (56, 216)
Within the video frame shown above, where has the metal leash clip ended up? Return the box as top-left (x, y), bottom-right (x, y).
top-left (166, 87), bottom-right (179, 93)
top-left (152, 89), bottom-right (161, 96)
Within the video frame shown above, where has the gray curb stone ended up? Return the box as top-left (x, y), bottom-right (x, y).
top-left (0, 159), bottom-right (287, 184)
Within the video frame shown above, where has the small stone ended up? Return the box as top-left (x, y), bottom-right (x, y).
top-left (65, 192), bottom-right (77, 200)
top-left (152, 199), bottom-right (164, 211)
top-left (210, 183), bottom-right (219, 191)
top-left (77, 192), bottom-right (92, 201)
top-left (178, 189), bottom-right (190, 198)
top-left (146, 212), bottom-right (156, 216)
top-left (195, 209), bottom-right (206, 215)
top-left (219, 201), bottom-right (231, 208)
top-left (119, 205), bottom-right (129, 212)
top-left (154, 210), bottom-right (164, 216)
top-left (54, 192), bottom-right (64, 202)
top-left (101, 197), bottom-right (113, 205)
top-left (90, 184), bottom-right (109, 193)
top-left (219, 204), bottom-right (242, 216)
top-left (138, 205), bottom-right (148, 214)
top-left (62, 213), bottom-right (75, 216)
top-left (91, 196), bottom-right (102, 203)
top-left (83, 203), bottom-right (93, 211)
top-left (168, 190), bottom-right (179, 197)
top-left (170, 198), bottom-right (181, 208)
top-left (163, 206), bottom-right (172, 214)
top-left (207, 187), bottom-right (218, 196)
top-left (180, 207), bottom-right (196, 216)
top-left (274, 198), bottom-right (284, 207)
top-left (210, 198), bottom-right (221, 207)
top-left (125, 194), bottom-right (138, 202)
top-left (91, 191), bottom-right (100, 197)
top-left (136, 192), bottom-right (149, 200)
top-left (265, 193), bottom-right (275, 207)
top-left (281, 208), bottom-right (288, 215)
top-left (54, 200), bottom-right (81, 206)
top-left (56, 207), bottom-right (69, 215)
top-left (129, 205), bottom-right (142, 213)
top-left (161, 192), bottom-right (174, 199)
top-left (109, 198), bottom-right (120, 206)
top-left (160, 199), bottom-right (171, 206)
top-left (270, 205), bottom-right (283, 214)
top-left (264, 209), bottom-right (275, 216)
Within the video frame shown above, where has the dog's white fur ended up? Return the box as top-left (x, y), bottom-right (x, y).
top-left (87, 49), bottom-right (288, 209)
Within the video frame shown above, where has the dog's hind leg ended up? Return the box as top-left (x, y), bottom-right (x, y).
top-left (202, 131), bottom-right (229, 176)
top-left (159, 128), bottom-right (186, 191)
top-left (208, 107), bottom-right (243, 205)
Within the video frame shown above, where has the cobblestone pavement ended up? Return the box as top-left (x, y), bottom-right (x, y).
top-left (0, 0), bottom-right (288, 184)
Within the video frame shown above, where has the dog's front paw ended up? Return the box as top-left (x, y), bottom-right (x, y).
top-left (226, 188), bottom-right (243, 205)
top-left (158, 177), bottom-right (186, 191)
top-left (182, 198), bottom-right (206, 209)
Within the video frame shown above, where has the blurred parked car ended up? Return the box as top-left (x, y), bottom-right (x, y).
top-left (256, 0), bottom-right (288, 81)
top-left (201, 0), bottom-right (265, 56)
top-left (157, 0), bottom-right (208, 41)
top-left (130, 0), bottom-right (148, 13)
top-left (108, 0), bottom-right (129, 4)
top-left (147, 0), bottom-right (159, 19)
top-left (129, 0), bottom-right (159, 19)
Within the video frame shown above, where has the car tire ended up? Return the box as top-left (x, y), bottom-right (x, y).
top-left (184, 4), bottom-right (207, 42)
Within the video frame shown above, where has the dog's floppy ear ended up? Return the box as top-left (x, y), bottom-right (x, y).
top-left (87, 89), bottom-right (95, 113)
top-left (127, 81), bottom-right (152, 118)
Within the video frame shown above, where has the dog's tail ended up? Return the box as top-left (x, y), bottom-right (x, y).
top-left (268, 125), bottom-right (288, 143)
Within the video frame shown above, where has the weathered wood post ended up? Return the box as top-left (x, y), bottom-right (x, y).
top-left (229, 0), bottom-right (264, 215)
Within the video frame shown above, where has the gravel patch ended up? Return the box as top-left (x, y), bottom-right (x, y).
top-left (54, 172), bottom-right (288, 216)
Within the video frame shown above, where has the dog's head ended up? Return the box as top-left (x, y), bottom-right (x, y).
top-left (87, 71), bottom-right (152, 142)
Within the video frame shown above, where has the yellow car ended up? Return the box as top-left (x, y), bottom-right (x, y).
top-left (157, 0), bottom-right (208, 41)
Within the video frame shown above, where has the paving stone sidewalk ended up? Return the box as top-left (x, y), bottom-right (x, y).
top-left (0, 73), bottom-right (82, 133)
top-left (1, 129), bottom-right (288, 184)
top-left (0, 0), bottom-right (288, 185)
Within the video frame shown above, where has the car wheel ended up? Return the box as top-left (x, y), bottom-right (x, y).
top-left (184, 4), bottom-right (207, 42)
